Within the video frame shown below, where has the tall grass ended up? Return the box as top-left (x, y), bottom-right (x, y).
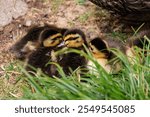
top-left (19, 40), bottom-right (150, 100)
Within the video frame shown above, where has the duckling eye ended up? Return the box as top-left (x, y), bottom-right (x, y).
top-left (76, 40), bottom-right (79, 42)
top-left (64, 36), bottom-right (79, 42)
top-left (51, 37), bottom-right (62, 41)
top-left (43, 38), bottom-right (62, 47)
top-left (90, 46), bottom-right (93, 51)
top-left (89, 44), bottom-right (95, 51)
top-left (75, 38), bottom-right (83, 43)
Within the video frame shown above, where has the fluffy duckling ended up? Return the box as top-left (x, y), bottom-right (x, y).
top-left (53, 29), bottom-right (88, 77)
top-left (10, 25), bottom-right (67, 76)
top-left (25, 27), bottom-right (67, 75)
top-left (88, 37), bottom-right (125, 74)
top-left (126, 30), bottom-right (150, 64)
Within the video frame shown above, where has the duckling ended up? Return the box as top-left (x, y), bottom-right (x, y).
top-left (53, 29), bottom-right (88, 77)
top-left (10, 25), bottom-right (67, 76)
top-left (126, 30), bottom-right (150, 64)
top-left (88, 37), bottom-right (125, 74)
top-left (25, 26), bottom-right (67, 76)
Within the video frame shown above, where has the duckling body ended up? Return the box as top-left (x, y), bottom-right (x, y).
top-left (57, 51), bottom-right (87, 76)
top-left (25, 47), bottom-right (51, 75)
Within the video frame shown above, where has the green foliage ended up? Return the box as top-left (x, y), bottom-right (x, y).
top-left (75, 0), bottom-right (86, 5)
top-left (19, 42), bottom-right (150, 100)
top-left (0, 61), bottom-right (25, 99)
top-left (110, 32), bottom-right (127, 42)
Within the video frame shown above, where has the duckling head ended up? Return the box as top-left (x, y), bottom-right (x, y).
top-left (89, 37), bottom-right (122, 74)
top-left (63, 29), bottom-right (87, 48)
top-left (89, 37), bottom-right (110, 59)
top-left (41, 28), bottom-right (63, 47)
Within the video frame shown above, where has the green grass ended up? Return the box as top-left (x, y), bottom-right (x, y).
top-left (75, 0), bottom-right (86, 5)
top-left (0, 62), bottom-right (25, 99)
top-left (11, 40), bottom-right (149, 100)
top-left (110, 32), bottom-right (127, 42)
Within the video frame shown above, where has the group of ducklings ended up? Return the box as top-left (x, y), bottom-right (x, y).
top-left (10, 24), bottom-right (148, 78)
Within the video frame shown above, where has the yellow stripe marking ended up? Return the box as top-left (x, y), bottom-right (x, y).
top-left (50, 33), bottom-right (62, 40)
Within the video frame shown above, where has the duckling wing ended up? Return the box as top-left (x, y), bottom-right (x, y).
top-left (26, 47), bottom-right (50, 72)
top-left (58, 53), bottom-right (87, 75)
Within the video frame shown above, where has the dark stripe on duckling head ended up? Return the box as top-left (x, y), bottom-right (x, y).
top-left (64, 34), bottom-right (81, 41)
top-left (60, 28), bottom-right (68, 35)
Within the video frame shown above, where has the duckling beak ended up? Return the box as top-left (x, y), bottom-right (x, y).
top-left (57, 41), bottom-right (65, 47)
